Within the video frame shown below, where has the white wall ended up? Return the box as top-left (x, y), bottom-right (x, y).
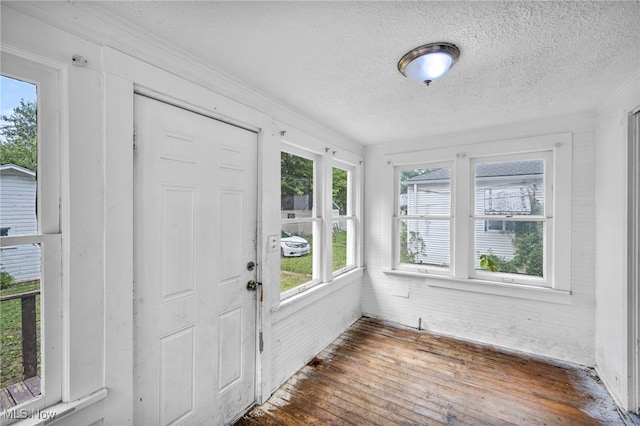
top-left (1, 4), bottom-right (363, 425)
top-left (595, 73), bottom-right (640, 410)
top-left (269, 273), bottom-right (362, 391)
top-left (363, 113), bottom-right (597, 366)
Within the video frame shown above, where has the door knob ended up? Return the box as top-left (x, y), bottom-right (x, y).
top-left (247, 280), bottom-right (262, 291)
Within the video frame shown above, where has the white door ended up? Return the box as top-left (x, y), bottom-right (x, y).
top-left (134, 94), bottom-right (258, 425)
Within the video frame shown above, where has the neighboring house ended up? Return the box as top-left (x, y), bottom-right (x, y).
top-left (0, 163), bottom-right (40, 282)
top-left (404, 160), bottom-right (544, 267)
top-left (281, 194), bottom-right (341, 234)
top-left (280, 194), bottom-right (312, 220)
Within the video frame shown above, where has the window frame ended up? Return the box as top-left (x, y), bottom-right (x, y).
top-left (393, 161), bottom-right (454, 275)
top-left (388, 133), bottom-right (572, 295)
top-left (469, 151), bottom-right (553, 287)
top-left (279, 138), bottom-right (362, 301)
top-left (280, 144), bottom-right (322, 299)
top-left (331, 162), bottom-right (357, 277)
top-left (0, 52), bottom-right (63, 415)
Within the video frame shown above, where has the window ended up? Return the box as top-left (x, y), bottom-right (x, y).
top-left (280, 149), bottom-right (319, 296)
top-left (471, 154), bottom-right (551, 285)
top-left (280, 142), bottom-right (361, 300)
top-left (485, 220), bottom-right (516, 232)
top-left (391, 134), bottom-right (571, 292)
top-left (332, 164), bottom-right (356, 275)
top-left (1, 54), bottom-right (62, 414)
top-left (396, 164), bottom-right (452, 273)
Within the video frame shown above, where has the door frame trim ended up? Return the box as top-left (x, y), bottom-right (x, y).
top-left (134, 86), bottom-right (260, 134)
top-left (629, 106), bottom-right (640, 413)
top-left (132, 90), bottom-right (263, 421)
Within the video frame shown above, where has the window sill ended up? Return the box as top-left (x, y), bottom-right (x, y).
top-left (5, 388), bottom-right (107, 426)
top-left (382, 269), bottom-right (571, 304)
top-left (272, 267), bottom-right (364, 323)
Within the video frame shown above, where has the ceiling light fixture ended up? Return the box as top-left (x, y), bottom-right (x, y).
top-left (397, 42), bottom-right (460, 86)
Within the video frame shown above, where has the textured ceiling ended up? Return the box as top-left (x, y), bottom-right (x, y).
top-left (44, 2), bottom-right (640, 144)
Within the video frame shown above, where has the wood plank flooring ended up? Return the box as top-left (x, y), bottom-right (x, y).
top-left (0, 376), bottom-right (41, 411)
top-left (236, 317), bottom-right (626, 425)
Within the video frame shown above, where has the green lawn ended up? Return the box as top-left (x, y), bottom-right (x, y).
top-left (0, 280), bottom-right (41, 389)
top-left (280, 230), bottom-right (347, 292)
top-left (332, 229), bottom-right (348, 272)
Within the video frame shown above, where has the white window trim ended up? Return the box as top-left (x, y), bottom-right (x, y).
top-left (469, 150), bottom-right (553, 287)
top-left (280, 139), bottom-right (363, 301)
top-left (280, 144), bottom-right (322, 299)
top-left (394, 160), bottom-right (454, 276)
top-left (1, 52), bottom-right (64, 417)
top-left (331, 161), bottom-right (358, 277)
top-left (387, 133), bottom-right (572, 298)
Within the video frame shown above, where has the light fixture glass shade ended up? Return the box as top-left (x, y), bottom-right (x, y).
top-left (398, 43), bottom-right (460, 86)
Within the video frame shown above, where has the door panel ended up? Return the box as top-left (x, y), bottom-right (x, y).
top-left (134, 94), bottom-right (258, 425)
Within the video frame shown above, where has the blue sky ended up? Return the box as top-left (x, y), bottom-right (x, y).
top-left (1, 75), bottom-right (37, 119)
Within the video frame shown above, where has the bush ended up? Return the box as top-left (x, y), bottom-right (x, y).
top-left (478, 252), bottom-right (518, 274)
top-left (0, 271), bottom-right (15, 289)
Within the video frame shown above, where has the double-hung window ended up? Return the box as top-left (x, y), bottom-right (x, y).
top-left (280, 141), bottom-right (361, 300)
top-left (1, 53), bottom-right (62, 417)
top-left (470, 152), bottom-right (552, 285)
top-left (331, 164), bottom-right (357, 276)
top-left (280, 147), bottom-right (320, 296)
top-left (395, 163), bottom-right (453, 274)
top-left (391, 134), bottom-right (571, 293)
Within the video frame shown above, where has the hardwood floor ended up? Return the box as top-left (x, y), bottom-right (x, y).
top-left (236, 317), bottom-right (626, 425)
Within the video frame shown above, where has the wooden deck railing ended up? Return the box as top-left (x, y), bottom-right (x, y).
top-left (0, 290), bottom-right (40, 379)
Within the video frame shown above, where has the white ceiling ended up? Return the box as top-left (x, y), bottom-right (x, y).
top-left (23, 1), bottom-right (640, 145)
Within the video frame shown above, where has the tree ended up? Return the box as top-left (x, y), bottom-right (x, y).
top-left (0, 99), bottom-right (37, 171)
top-left (510, 187), bottom-right (544, 276)
top-left (281, 152), bottom-right (313, 197)
top-left (478, 185), bottom-right (544, 277)
top-left (332, 168), bottom-right (347, 214)
top-left (399, 222), bottom-right (428, 264)
top-left (280, 152), bottom-right (349, 215)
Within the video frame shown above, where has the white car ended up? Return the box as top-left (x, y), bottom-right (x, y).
top-left (281, 230), bottom-right (310, 257)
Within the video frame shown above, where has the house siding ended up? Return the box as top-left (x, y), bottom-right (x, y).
top-left (0, 169), bottom-right (41, 282)
top-left (473, 178), bottom-right (544, 269)
top-left (405, 174), bottom-right (545, 269)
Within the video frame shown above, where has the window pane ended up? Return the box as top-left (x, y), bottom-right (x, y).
top-left (280, 223), bottom-right (313, 293)
top-left (399, 219), bottom-right (450, 267)
top-left (332, 218), bottom-right (355, 274)
top-left (0, 76), bottom-right (38, 236)
top-left (281, 152), bottom-right (314, 219)
top-left (474, 160), bottom-right (544, 216)
top-left (475, 220), bottom-right (544, 277)
top-left (0, 243), bottom-right (41, 400)
top-left (332, 166), bottom-right (355, 275)
top-left (332, 222), bottom-right (347, 272)
top-left (400, 167), bottom-right (451, 216)
top-left (332, 167), bottom-right (348, 216)
top-left (485, 220), bottom-right (516, 232)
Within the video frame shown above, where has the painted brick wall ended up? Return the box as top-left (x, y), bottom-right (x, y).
top-left (269, 277), bottom-right (362, 392)
top-left (362, 114), bottom-right (597, 366)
